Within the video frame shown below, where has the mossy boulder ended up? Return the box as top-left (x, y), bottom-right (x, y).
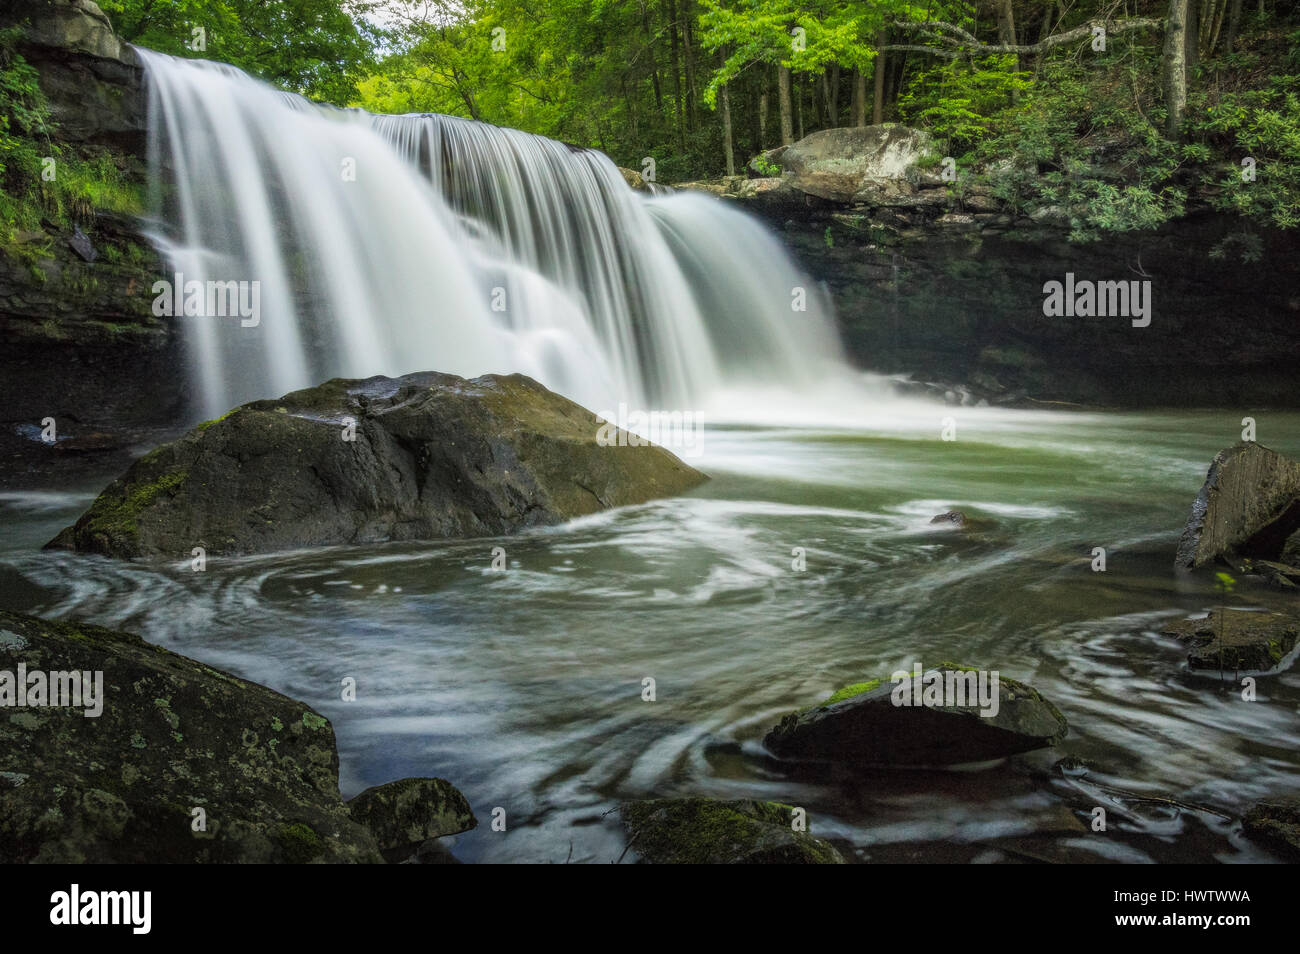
top-left (1242, 795), bottom-right (1300, 860)
top-left (347, 777), bottom-right (476, 861)
top-left (47, 371), bottom-right (707, 559)
top-left (1176, 443), bottom-right (1300, 569)
top-left (0, 610), bottom-right (382, 862)
top-left (764, 664), bottom-right (1068, 766)
top-left (620, 797), bottom-right (844, 864)
top-left (1161, 609), bottom-right (1299, 672)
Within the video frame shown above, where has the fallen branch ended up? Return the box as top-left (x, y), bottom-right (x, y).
top-left (887, 17), bottom-right (1163, 58)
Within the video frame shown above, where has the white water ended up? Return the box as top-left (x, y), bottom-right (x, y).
top-left (139, 50), bottom-right (848, 420)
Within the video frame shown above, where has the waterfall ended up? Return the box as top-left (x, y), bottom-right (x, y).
top-left (138, 49), bottom-right (848, 421)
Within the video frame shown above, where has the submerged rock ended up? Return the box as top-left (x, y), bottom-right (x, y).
top-left (47, 371), bottom-right (707, 559)
top-left (1161, 609), bottom-right (1298, 672)
top-left (620, 797), bottom-right (844, 864)
top-left (764, 665), bottom-right (1068, 766)
top-left (347, 777), bottom-right (476, 860)
top-left (929, 509), bottom-right (967, 527)
top-left (0, 610), bottom-right (382, 863)
top-left (1242, 795), bottom-right (1300, 860)
top-left (1175, 442), bottom-right (1300, 569)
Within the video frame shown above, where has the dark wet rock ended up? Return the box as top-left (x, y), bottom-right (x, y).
top-left (1248, 559), bottom-right (1300, 590)
top-left (0, 610), bottom-right (382, 863)
top-left (1242, 795), bottom-right (1300, 860)
top-left (347, 777), bottom-right (476, 860)
top-left (66, 225), bottom-right (96, 262)
top-left (1161, 609), bottom-right (1299, 672)
top-left (47, 371), bottom-right (708, 559)
top-left (764, 665), bottom-right (1068, 766)
top-left (930, 510), bottom-right (967, 527)
top-left (620, 797), bottom-right (844, 864)
top-left (1176, 443), bottom-right (1300, 569)
top-left (1281, 530), bottom-right (1300, 567)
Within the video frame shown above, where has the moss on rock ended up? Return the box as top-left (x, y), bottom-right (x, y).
top-left (620, 797), bottom-right (844, 864)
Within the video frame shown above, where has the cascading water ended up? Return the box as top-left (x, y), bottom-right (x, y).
top-left (138, 49), bottom-right (849, 421)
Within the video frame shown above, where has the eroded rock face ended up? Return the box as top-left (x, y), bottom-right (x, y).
top-left (1162, 609), bottom-right (1298, 672)
top-left (0, 610), bottom-right (382, 863)
top-left (764, 666), bottom-right (1068, 766)
top-left (620, 797), bottom-right (844, 864)
top-left (47, 371), bottom-right (708, 559)
top-left (5, 0), bottom-right (145, 151)
top-left (1176, 443), bottom-right (1300, 569)
top-left (347, 777), bottom-right (476, 860)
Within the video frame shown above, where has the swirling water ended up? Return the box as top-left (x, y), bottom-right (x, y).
top-left (4, 405), bottom-right (1298, 862)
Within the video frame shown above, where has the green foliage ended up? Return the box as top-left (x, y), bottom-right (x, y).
top-left (0, 30), bottom-right (142, 261)
top-left (897, 56), bottom-right (1032, 152)
top-left (1188, 74), bottom-right (1300, 231)
top-left (99, 0), bottom-right (378, 105)
top-left (972, 51), bottom-right (1189, 241)
top-left (751, 152), bottom-right (780, 175)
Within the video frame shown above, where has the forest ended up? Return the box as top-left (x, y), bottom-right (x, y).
top-left (91, 0), bottom-right (1300, 238)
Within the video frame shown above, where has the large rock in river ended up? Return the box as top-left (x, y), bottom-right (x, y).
top-left (47, 371), bottom-right (707, 559)
top-left (1162, 609), bottom-right (1298, 672)
top-left (775, 125), bottom-right (932, 203)
top-left (0, 609), bottom-right (382, 862)
top-left (347, 777), bottom-right (476, 861)
top-left (1175, 442), bottom-right (1300, 568)
top-left (620, 797), bottom-right (844, 864)
top-left (764, 665), bottom-right (1068, 766)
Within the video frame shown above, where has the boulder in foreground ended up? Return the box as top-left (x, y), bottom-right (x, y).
top-left (1162, 609), bottom-right (1298, 672)
top-left (1176, 442), bottom-right (1300, 569)
top-left (47, 372), bottom-right (707, 558)
top-left (764, 665), bottom-right (1068, 766)
top-left (620, 797), bottom-right (844, 864)
top-left (0, 610), bottom-right (381, 863)
top-left (347, 777), bottom-right (476, 861)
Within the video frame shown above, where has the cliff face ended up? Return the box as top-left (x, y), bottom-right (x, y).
top-left (9, 0), bottom-right (146, 152)
top-left (682, 127), bottom-right (1300, 408)
top-left (0, 1), bottom-right (178, 487)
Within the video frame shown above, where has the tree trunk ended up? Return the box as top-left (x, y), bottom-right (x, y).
top-left (1163, 0), bottom-right (1189, 138)
top-left (851, 68), bottom-right (865, 126)
top-left (682, 0), bottom-right (698, 131)
top-left (794, 72), bottom-right (804, 140)
top-left (997, 0), bottom-right (1019, 69)
top-left (1185, 0), bottom-right (1199, 71)
top-left (1224, 0), bottom-right (1243, 51)
top-left (667, 0), bottom-right (684, 152)
top-left (720, 79), bottom-right (734, 176)
top-left (777, 64), bottom-right (794, 145)
top-left (1205, 0), bottom-right (1228, 55)
top-left (872, 31), bottom-right (886, 124)
top-left (828, 64), bottom-right (840, 126)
